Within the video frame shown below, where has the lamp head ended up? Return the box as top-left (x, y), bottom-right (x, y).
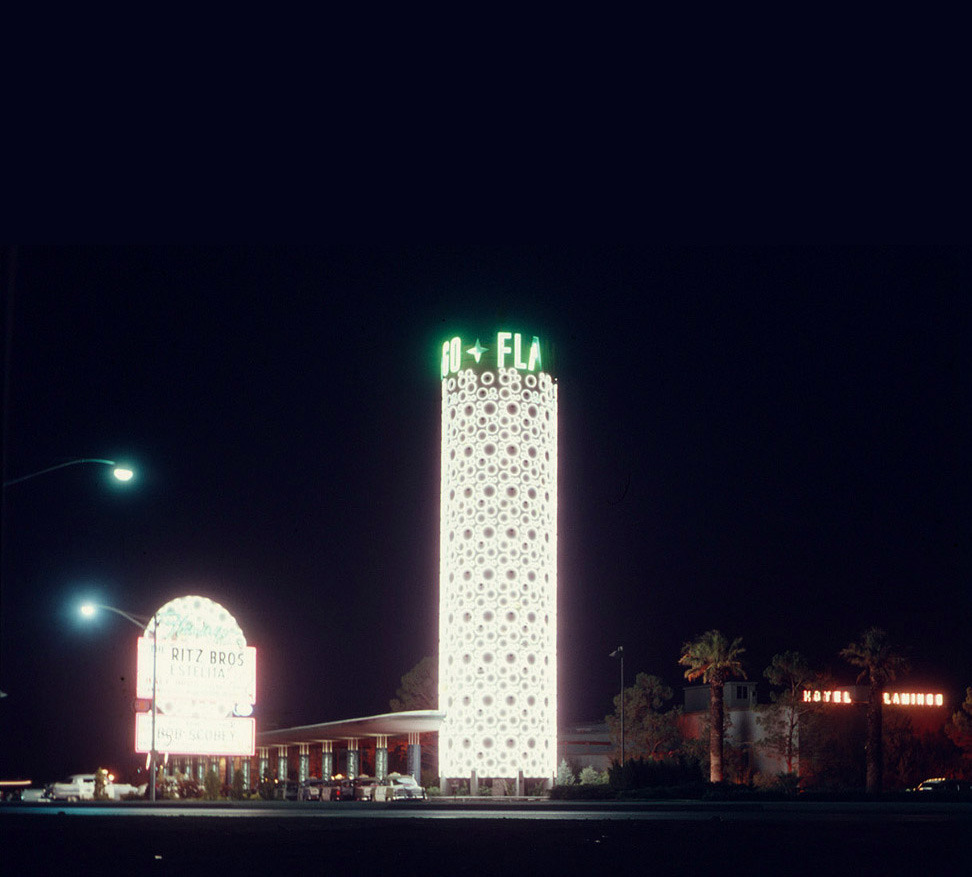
top-left (112, 467), bottom-right (134, 482)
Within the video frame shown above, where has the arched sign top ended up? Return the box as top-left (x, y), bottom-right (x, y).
top-left (150, 595), bottom-right (246, 648)
top-left (440, 331), bottom-right (549, 379)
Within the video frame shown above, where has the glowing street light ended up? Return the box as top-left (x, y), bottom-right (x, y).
top-left (4, 458), bottom-right (135, 486)
top-left (80, 602), bottom-right (159, 802)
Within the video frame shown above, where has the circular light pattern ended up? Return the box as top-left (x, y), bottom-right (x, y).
top-left (439, 367), bottom-right (557, 780)
top-left (151, 595), bottom-right (247, 648)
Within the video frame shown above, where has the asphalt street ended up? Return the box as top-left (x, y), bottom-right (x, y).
top-left (3, 800), bottom-right (971, 876)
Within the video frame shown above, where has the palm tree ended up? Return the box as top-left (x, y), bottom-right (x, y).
top-left (679, 630), bottom-right (746, 782)
top-left (840, 627), bottom-right (909, 794)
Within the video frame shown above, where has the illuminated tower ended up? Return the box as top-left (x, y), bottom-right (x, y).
top-left (437, 331), bottom-right (557, 788)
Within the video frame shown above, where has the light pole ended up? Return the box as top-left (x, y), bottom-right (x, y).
top-left (80, 603), bottom-right (159, 801)
top-left (610, 646), bottom-right (624, 767)
top-left (5, 458), bottom-right (134, 486)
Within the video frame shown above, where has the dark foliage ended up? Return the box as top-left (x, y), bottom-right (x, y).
top-left (177, 776), bottom-right (203, 799)
top-left (549, 783), bottom-right (617, 800)
top-left (229, 771), bottom-right (247, 800)
top-left (608, 756), bottom-right (704, 790)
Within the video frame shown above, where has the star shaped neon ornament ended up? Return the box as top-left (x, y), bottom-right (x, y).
top-left (466, 339), bottom-right (488, 363)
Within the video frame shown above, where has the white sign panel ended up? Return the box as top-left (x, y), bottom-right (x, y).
top-left (136, 638), bottom-right (256, 704)
top-left (152, 595), bottom-right (248, 647)
top-left (135, 713), bottom-right (256, 756)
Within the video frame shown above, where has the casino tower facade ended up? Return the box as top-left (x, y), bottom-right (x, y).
top-left (437, 331), bottom-right (558, 789)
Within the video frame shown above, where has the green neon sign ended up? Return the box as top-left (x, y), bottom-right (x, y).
top-left (440, 331), bottom-right (543, 378)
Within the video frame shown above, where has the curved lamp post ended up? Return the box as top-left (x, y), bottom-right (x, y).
top-left (5, 459), bottom-right (134, 486)
top-left (610, 646), bottom-right (624, 767)
top-left (80, 603), bottom-right (158, 801)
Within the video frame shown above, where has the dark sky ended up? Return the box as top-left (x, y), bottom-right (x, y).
top-left (1, 245), bottom-right (969, 782)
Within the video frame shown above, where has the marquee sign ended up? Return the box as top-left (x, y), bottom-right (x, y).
top-left (136, 638), bottom-right (256, 704)
top-left (152, 594), bottom-right (247, 646)
top-left (802, 688), bottom-right (945, 707)
top-left (135, 713), bottom-right (255, 756)
top-left (883, 691), bottom-right (944, 707)
top-left (803, 689), bottom-right (855, 704)
top-left (136, 595), bottom-right (256, 756)
top-left (440, 331), bottom-right (545, 378)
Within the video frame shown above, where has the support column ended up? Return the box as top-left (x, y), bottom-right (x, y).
top-left (242, 757), bottom-right (251, 790)
top-left (226, 757), bottom-right (235, 785)
top-left (298, 744), bottom-right (310, 783)
top-left (407, 732), bottom-right (422, 781)
top-left (258, 747), bottom-right (269, 782)
top-left (320, 741), bottom-right (334, 779)
top-left (196, 758), bottom-right (205, 782)
top-left (470, 770), bottom-right (478, 796)
top-left (346, 738), bottom-right (359, 779)
top-left (516, 770), bottom-right (524, 796)
top-left (277, 746), bottom-right (289, 781)
top-left (375, 735), bottom-right (389, 781)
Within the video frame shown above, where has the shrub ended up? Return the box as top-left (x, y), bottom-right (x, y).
top-left (230, 771), bottom-right (247, 800)
top-left (94, 768), bottom-right (111, 800)
top-left (578, 766), bottom-right (609, 785)
top-left (556, 759), bottom-right (576, 786)
top-left (178, 776), bottom-right (203, 799)
top-left (609, 755), bottom-right (703, 790)
top-left (204, 769), bottom-right (220, 800)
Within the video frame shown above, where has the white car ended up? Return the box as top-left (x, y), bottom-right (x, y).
top-left (110, 783), bottom-right (143, 800)
top-left (48, 773), bottom-right (112, 801)
top-left (384, 773), bottom-right (427, 800)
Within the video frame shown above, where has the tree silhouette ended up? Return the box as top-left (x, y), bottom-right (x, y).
top-left (840, 627), bottom-right (909, 793)
top-left (605, 672), bottom-right (680, 762)
top-left (945, 687), bottom-right (972, 773)
top-left (759, 651), bottom-right (813, 774)
top-left (390, 656), bottom-right (437, 711)
top-left (678, 630), bottom-right (746, 782)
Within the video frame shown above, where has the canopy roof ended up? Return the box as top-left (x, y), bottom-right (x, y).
top-left (257, 710), bottom-right (446, 745)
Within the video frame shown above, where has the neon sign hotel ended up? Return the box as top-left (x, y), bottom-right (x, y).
top-left (437, 331), bottom-right (558, 790)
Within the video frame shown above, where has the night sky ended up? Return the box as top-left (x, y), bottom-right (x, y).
top-left (1, 245), bottom-right (968, 783)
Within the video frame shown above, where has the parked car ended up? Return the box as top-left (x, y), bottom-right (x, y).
top-left (384, 773), bottom-right (426, 801)
top-left (299, 778), bottom-right (324, 801)
top-left (913, 777), bottom-right (972, 795)
top-left (273, 779), bottom-right (300, 801)
top-left (0, 783), bottom-right (50, 802)
top-left (298, 778), bottom-right (342, 801)
top-left (110, 783), bottom-right (143, 800)
top-left (350, 776), bottom-right (380, 801)
top-left (48, 774), bottom-right (111, 801)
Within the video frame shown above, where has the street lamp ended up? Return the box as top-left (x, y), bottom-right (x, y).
top-left (80, 603), bottom-right (159, 801)
top-left (610, 646), bottom-right (624, 767)
top-left (5, 458), bottom-right (134, 486)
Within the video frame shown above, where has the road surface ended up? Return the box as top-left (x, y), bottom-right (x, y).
top-left (3, 799), bottom-right (970, 875)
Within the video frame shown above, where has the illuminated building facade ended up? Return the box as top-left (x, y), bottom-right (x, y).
top-left (437, 331), bottom-right (558, 788)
